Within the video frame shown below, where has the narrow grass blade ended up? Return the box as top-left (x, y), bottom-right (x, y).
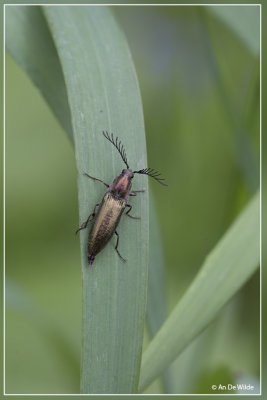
top-left (208, 6), bottom-right (260, 56)
top-left (147, 196), bottom-right (167, 337)
top-left (43, 6), bottom-right (148, 394)
top-left (202, 7), bottom-right (260, 193)
top-left (139, 191), bottom-right (260, 392)
top-left (147, 196), bottom-right (171, 393)
top-left (5, 6), bottom-right (73, 140)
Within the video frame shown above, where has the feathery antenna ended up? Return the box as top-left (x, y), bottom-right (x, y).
top-left (134, 168), bottom-right (168, 186)
top-left (103, 131), bottom-right (129, 169)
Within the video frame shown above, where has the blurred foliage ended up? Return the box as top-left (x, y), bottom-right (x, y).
top-left (5, 5), bottom-right (260, 394)
top-left (5, 50), bottom-right (81, 393)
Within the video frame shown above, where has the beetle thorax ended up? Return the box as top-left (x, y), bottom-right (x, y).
top-left (109, 169), bottom-right (133, 200)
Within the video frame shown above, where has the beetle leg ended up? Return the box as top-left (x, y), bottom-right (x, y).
top-left (75, 203), bottom-right (100, 234)
top-left (125, 204), bottom-right (140, 219)
top-left (114, 231), bottom-right (126, 262)
top-left (88, 202), bottom-right (100, 221)
top-left (75, 217), bottom-right (90, 234)
top-left (129, 189), bottom-right (145, 196)
top-left (84, 173), bottom-right (109, 188)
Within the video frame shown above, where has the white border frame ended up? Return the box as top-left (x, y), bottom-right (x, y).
top-left (3, 2), bottom-right (262, 396)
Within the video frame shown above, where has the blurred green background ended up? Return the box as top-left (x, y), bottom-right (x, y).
top-left (5, 5), bottom-right (260, 394)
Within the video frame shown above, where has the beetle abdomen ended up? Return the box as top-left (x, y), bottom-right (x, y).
top-left (88, 193), bottom-right (126, 258)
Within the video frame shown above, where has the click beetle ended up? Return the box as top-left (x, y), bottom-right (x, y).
top-left (76, 131), bottom-right (167, 266)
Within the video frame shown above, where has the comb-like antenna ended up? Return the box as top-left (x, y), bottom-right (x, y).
top-left (134, 168), bottom-right (168, 186)
top-left (103, 131), bottom-right (129, 169)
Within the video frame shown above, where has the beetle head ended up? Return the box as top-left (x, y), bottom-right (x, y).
top-left (122, 169), bottom-right (134, 179)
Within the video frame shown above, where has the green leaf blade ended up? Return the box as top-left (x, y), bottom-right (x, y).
top-left (208, 5), bottom-right (260, 56)
top-left (139, 191), bottom-right (260, 392)
top-left (43, 5), bottom-right (148, 394)
top-left (5, 6), bottom-right (73, 140)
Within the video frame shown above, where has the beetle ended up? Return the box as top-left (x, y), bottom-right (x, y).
top-left (76, 131), bottom-right (167, 266)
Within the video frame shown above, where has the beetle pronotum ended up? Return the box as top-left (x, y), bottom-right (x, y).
top-left (76, 131), bottom-right (167, 266)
